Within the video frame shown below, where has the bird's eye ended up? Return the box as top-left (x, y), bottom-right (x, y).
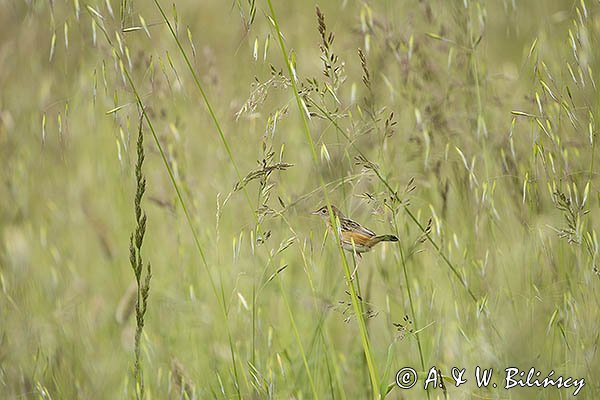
top-left (321, 209), bottom-right (327, 214)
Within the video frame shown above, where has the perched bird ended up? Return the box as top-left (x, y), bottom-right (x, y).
top-left (312, 205), bottom-right (398, 255)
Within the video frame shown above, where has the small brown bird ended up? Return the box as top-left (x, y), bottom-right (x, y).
top-left (312, 205), bottom-right (398, 254)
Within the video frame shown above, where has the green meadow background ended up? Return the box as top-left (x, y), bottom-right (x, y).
top-left (1, 0), bottom-right (599, 398)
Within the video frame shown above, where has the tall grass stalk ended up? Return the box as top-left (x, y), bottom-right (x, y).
top-left (391, 216), bottom-right (428, 398)
top-left (86, 8), bottom-right (244, 398)
top-left (129, 114), bottom-right (152, 400)
top-left (275, 211), bottom-right (348, 399)
top-left (151, 0), bottom-right (259, 228)
top-left (266, 1), bottom-right (381, 397)
top-left (250, 221), bottom-right (321, 398)
top-left (276, 276), bottom-right (319, 398)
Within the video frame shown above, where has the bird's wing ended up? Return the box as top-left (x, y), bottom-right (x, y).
top-left (341, 230), bottom-right (373, 246)
top-left (341, 218), bottom-right (376, 237)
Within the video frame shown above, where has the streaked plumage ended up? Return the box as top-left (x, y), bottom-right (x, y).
top-left (312, 205), bottom-right (398, 254)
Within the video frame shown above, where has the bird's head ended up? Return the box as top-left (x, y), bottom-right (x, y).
top-left (311, 205), bottom-right (341, 219)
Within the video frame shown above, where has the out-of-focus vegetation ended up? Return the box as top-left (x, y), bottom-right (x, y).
top-left (1, 0), bottom-right (599, 398)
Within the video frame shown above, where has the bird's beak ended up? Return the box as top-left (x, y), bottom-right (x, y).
top-left (311, 210), bottom-right (320, 215)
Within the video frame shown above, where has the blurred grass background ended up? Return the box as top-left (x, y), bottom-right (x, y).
top-left (1, 0), bottom-right (599, 398)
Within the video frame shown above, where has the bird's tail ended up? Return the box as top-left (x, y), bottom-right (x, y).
top-left (368, 234), bottom-right (399, 246)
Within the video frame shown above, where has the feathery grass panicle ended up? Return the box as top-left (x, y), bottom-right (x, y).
top-left (129, 112), bottom-right (152, 400)
top-left (4, 1), bottom-right (600, 398)
top-left (316, 6), bottom-right (345, 91)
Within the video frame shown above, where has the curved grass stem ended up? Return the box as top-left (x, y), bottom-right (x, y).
top-left (87, 9), bottom-right (243, 398)
top-left (392, 216), bottom-right (430, 400)
top-left (152, 0), bottom-right (260, 229)
top-left (266, 1), bottom-right (381, 397)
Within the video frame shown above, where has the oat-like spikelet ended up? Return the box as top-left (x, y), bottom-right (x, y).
top-left (170, 358), bottom-right (194, 400)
